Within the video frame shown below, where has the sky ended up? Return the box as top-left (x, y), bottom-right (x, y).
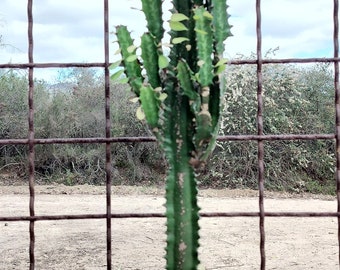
top-left (0, 0), bottom-right (335, 82)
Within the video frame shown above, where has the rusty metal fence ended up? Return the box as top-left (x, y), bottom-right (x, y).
top-left (0, 0), bottom-right (340, 269)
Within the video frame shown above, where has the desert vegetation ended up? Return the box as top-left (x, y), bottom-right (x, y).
top-left (0, 57), bottom-right (335, 194)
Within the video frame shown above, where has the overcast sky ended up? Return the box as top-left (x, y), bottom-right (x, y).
top-left (0, 0), bottom-right (335, 81)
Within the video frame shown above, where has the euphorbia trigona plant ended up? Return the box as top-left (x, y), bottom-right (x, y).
top-left (113, 0), bottom-right (232, 268)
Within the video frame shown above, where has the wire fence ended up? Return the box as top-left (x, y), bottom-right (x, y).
top-left (0, 0), bottom-right (340, 269)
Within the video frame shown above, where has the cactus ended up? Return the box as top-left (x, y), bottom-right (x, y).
top-left (113, 0), bottom-right (232, 269)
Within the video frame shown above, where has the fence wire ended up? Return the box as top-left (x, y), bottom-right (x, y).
top-left (0, 0), bottom-right (340, 269)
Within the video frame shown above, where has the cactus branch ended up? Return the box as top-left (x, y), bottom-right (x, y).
top-left (115, 25), bottom-right (143, 96)
top-left (141, 33), bottom-right (161, 88)
top-left (141, 0), bottom-right (164, 43)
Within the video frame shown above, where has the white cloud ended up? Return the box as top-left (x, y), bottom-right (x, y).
top-left (227, 0), bottom-right (334, 58)
top-left (0, 0), bottom-right (336, 81)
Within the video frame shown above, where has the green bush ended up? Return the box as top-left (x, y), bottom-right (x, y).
top-left (0, 62), bottom-right (337, 194)
top-left (0, 70), bottom-right (48, 173)
top-left (203, 54), bottom-right (335, 193)
top-left (0, 68), bottom-right (165, 185)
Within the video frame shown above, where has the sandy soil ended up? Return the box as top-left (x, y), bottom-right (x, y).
top-left (0, 184), bottom-right (339, 269)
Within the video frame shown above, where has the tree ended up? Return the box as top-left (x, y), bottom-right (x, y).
top-left (34, 67), bottom-right (155, 185)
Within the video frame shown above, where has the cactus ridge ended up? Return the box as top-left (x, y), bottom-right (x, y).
top-left (114, 1), bottom-right (232, 268)
top-left (139, 85), bottom-right (160, 129)
top-left (141, 0), bottom-right (164, 43)
top-left (115, 26), bottom-right (143, 95)
top-left (176, 60), bottom-right (201, 114)
top-left (194, 6), bottom-right (214, 87)
top-left (141, 33), bottom-right (161, 88)
top-left (212, 0), bottom-right (233, 57)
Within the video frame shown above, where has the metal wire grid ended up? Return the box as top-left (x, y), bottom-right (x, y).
top-left (0, 0), bottom-right (339, 269)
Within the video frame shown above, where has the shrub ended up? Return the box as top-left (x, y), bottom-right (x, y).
top-left (203, 54), bottom-right (335, 193)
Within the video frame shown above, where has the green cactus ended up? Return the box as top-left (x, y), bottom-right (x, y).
top-left (113, 1), bottom-right (232, 269)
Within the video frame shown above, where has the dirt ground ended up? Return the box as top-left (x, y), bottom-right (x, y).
top-left (0, 184), bottom-right (339, 270)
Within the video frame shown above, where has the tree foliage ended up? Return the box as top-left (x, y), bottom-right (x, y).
top-left (0, 68), bottom-right (162, 185)
top-left (0, 61), bottom-right (336, 194)
top-left (203, 54), bottom-right (335, 194)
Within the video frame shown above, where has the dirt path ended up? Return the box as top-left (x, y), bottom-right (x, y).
top-left (0, 185), bottom-right (339, 269)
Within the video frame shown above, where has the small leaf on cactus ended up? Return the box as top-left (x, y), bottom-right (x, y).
top-left (170, 13), bottom-right (189, 22)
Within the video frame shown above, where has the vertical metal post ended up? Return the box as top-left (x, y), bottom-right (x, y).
top-left (103, 0), bottom-right (112, 269)
top-left (333, 0), bottom-right (340, 267)
top-left (27, 0), bottom-right (35, 269)
top-left (256, 0), bottom-right (266, 269)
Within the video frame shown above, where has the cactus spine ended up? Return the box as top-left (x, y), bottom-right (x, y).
top-left (114, 1), bottom-right (232, 268)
